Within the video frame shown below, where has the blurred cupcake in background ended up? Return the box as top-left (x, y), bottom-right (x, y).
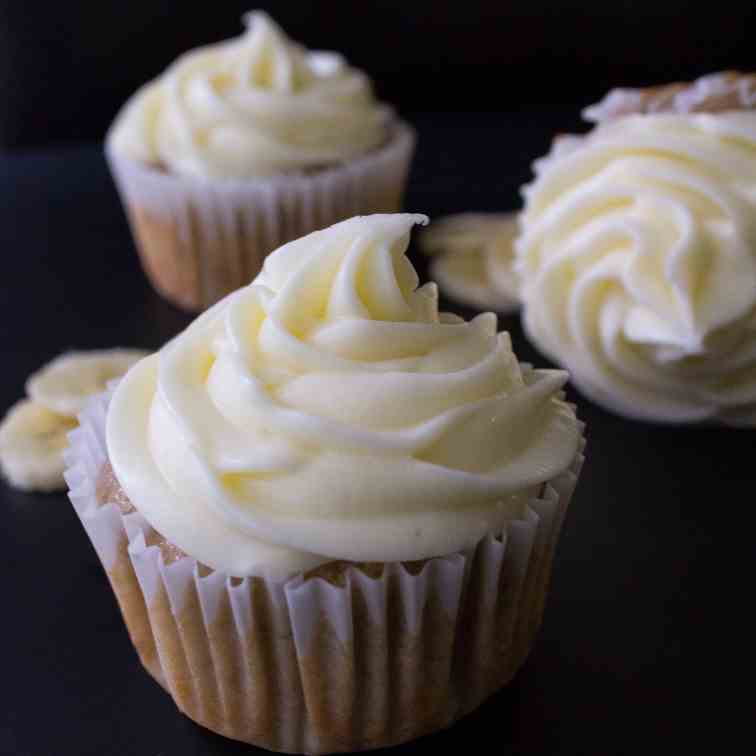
top-left (107, 11), bottom-right (415, 311)
top-left (516, 71), bottom-right (756, 424)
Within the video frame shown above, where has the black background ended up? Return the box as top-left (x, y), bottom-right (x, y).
top-left (1, 0), bottom-right (756, 148)
top-left (0, 1), bottom-right (753, 753)
top-left (0, 111), bottom-right (749, 755)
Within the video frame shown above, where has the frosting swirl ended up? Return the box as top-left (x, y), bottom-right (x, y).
top-left (517, 111), bottom-right (756, 424)
top-left (108, 214), bottom-right (580, 576)
top-left (107, 12), bottom-right (391, 179)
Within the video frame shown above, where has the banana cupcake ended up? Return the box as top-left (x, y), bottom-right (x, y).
top-left (66, 214), bottom-right (584, 753)
top-left (107, 11), bottom-right (415, 311)
top-left (517, 71), bottom-right (756, 424)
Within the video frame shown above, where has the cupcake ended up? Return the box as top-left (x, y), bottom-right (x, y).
top-left (66, 214), bottom-right (584, 753)
top-left (517, 71), bottom-right (756, 424)
top-left (106, 11), bottom-right (415, 312)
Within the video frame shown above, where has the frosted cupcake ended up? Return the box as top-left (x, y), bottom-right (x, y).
top-left (66, 214), bottom-right (584, 753)
top-left (517, 71), bottom-right (756, 424)
top-left (107, 11), bottom-right (415, 311)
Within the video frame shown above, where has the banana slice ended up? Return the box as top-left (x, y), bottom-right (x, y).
top-left (422, 212), bottom-right (521, 313)
top-left (0, 400), bottom-right (77, 492)
top-left (26, 349), bottom-right (149, 418)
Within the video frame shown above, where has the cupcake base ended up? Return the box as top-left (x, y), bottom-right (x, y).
top-left (107, 122), bottom-right (416, 312)
top-left (65, 390), bottom-right (584, 754)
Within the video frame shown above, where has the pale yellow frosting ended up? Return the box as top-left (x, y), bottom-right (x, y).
top-left (107, 214), bottom-right (580, 577)
top-left (517, 111), bottom-right (756, 423)
top-left (106, 12), bottom-right (391, 179)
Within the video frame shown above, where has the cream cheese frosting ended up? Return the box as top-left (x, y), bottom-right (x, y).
top-left (107, 214), bottom-right (580, 577)
top-left (517, 110), bottom-right (756, 424)
top-left (106, 12), bottom-right (391, 179)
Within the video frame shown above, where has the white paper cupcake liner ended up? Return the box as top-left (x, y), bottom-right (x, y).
top-left (106, 122), bottom-right (416, 312)
top-left (65, 389), bottom-right (585, 754)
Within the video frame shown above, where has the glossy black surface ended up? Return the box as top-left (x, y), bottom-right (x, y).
top-left (0, 113), bottom-right (746, 755)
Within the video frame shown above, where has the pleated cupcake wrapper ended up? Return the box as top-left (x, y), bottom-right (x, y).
top-left (65, 390), bottom-right (584, 754)
top-left (106, 121), bottom-right (416, 312)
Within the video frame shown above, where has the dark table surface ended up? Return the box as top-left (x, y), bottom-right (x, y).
top-left (0, 112), bottom-right (747, 756)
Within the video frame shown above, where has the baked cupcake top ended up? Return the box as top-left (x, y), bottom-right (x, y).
top-left (107, 214), bottom-right (580, 577)
top-left (106, 11), bottom-right (391, 179)
top-left (517, 72), bottom-right (756, 423)
top-left (583, 70), bottom-right (756, 123)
